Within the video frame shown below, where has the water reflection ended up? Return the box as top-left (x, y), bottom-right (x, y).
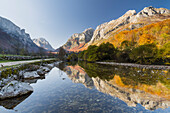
top-left (64, 65), bottom-right (94, 89)
top-left (0, 62), bottom-right (169, 112)
top-left (0, 92), bottom-right (32, 109)
top-left (62, 62), bottom-right (170, 110)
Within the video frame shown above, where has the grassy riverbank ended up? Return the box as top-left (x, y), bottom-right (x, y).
top-left (0, 58), bottom-right (55, 63)
top-left (0, 58), bottom-right (58, 70)
top-left (0, 60), bottom-right (14, 63)
top-left (0, 54), bottom-right (28, 57)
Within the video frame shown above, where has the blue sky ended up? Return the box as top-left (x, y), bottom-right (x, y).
top-left (0, 0), bottom-right (169, 49)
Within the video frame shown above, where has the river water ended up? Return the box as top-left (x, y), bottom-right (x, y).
top-left (0, 62), bottom-right (169, 113)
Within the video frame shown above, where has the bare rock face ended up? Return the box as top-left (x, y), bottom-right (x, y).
top-left (33, 38), bottom-right (55, 51)
top-left (88, 6), bottom-right (170, 46)
top-left (136, 6), bottom-right (170, 17)
top-left (89, 10), bottom-right (137, 45)
top-left (0, 81), bottom-right (33, 100)
top-left (59, 6), bottom-right (169, 51)
top-left (0, 16), bottom-right (41, 53)
top-left (61, 28), bottom-right (94, 51)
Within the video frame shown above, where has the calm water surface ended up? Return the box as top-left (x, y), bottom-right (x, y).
top-left (0, 62), bottom-right (169, 113)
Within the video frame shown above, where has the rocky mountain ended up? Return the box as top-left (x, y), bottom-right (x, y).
top-left (33, 38), bottom-right (55, 51)
top-left (57, 6), bottom-right (170, 52)
top-left (0, 16), bottom-right (41, 54)
top-left (87, 6), bottom-right (170, 46)
top-left (58, 28), bottom-right (94, 52)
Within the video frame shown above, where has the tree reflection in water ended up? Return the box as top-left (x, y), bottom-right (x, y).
top-left (62, 61), bottom-right (170, 110)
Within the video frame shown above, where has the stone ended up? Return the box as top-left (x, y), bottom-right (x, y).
top-left (23, 71), bottom-right (40, 79)
top-left (40, 66), bottom-right (50, 72)
top-left (46, 64), bottom-right (54, 69)
top-left (37, 69), bottom-right (46, 76)
top-left (0, 80), bottom-right (33, 100)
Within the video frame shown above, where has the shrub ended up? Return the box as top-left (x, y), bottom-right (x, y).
top-left (130, 43), bottom-right (158, 64)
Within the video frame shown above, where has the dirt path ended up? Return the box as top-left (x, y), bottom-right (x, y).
top-left (0, 59), bottom-right (54, 68)
top-left (97, 62), bottom-right (170, 70)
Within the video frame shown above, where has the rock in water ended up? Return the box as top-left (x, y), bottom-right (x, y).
top-left (0, 81), bottom-right (33, 100)
top-left (40, 66), bottom-right (51, 72)
top-left (37, 69), bottom-right (46, 76)
top-left (23, 71), bottom-right (40, 79)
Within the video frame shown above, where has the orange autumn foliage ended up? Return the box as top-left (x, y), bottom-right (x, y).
top-left (106, 19), bottom-right (170, 48)
top-left (138, 34), bottom-right (156, 45)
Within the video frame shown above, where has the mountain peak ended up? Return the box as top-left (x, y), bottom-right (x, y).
top-left (124, 10), bottom-right (137, 16)
top-left (39, 37), bottom-right (46, 40)
top-left (85, 6), bottom-right (170, 48)
top-left (0, 16), bottom-right (40, 53)
top-left (137, 6), bottom-right (170, 17)
top-left (83, 28), bottom-right (94, 33)
top-left (33, 38), bottom-right (55, 51)
top-left (58, 6), bottom-right (170, 52)
top-left (58, 27), bottom-right (94, 52)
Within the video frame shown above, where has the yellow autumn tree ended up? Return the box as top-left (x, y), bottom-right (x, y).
top-left (138, 34), bottom-right (156, 45)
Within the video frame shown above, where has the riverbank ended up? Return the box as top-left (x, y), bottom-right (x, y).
top-left (0, 59), bottom-right (61, 100)
top-left (0, 58), bottom-right (55, 68)
top-left (97, 62), bottom-right (170, 70)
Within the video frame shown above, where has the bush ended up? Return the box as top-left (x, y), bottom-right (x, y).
top-left (116, 49), bottom-right (131, 62)
top-left (78, 42), bottom-right (117, 62)
top-left (67, 53), bottom-right (78, 61)
top-left (130, 43), bottom-right (158, 64)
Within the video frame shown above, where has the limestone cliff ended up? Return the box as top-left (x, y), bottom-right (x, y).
top-left (58, 28), bottom-right (94, 52)
top-left (0, 16), bottom-right (41, 53)
top-left (86, 6), bottom-right (170, 47)
top-left (33, 38), bottom-right (55, 51)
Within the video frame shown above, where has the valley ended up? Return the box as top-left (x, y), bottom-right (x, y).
top-left (0, 4), bottom-right (169, 113)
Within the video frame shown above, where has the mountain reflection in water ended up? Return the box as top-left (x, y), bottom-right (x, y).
top-left (62, 62), bottom-right (170, 110)
top-left (0, 62), bottom-right (169, 113)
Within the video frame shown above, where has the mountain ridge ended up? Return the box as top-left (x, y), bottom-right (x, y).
top-left (87, 6), bottom-right (170, 46)
top-left (59, 6), bottom-right (170, 52)
top-left (33, 38), bottom-right (55, 51)
top-left (0, 16), bottom-right (41, 54)
top-left (56, 28), bottom-right (94, 52)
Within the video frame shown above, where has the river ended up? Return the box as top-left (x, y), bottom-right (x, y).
top-left (0, 62), bottom-right (169, 113)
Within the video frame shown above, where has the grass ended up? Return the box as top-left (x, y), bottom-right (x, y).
top-left (0, 58), bottom-right (56, 63)
top-left (0, 59), bottom-right (40, 63)
top-left (0, 54), bottom-right (29, 57)
top-left (0, 60), bottom-right (15, 63)
top-left (0, 59), bottom-right (37, 63)
top-left (0, 58), bottom-right (58, 71)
